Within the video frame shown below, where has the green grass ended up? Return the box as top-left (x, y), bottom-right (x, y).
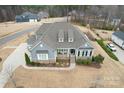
top-left (96, 39), bottom-right (119, 61)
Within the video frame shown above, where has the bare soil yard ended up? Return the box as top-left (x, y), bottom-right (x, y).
top-left (5, 60), bottom-right (124, 88)
top-left (4, 41), bottom-right (124, 88)
top-left (0, 22), bottom-right (40, 38)
top-left (0, 17), bottom-right (66, 38)
top-left (94, 29), bottom-right (113, 40)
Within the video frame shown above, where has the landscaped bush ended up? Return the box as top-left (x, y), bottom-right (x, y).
top-left (92, 54), bottom-right (104, 63)
top-left (25, 53), bottom-right (31, 65)
top-left (96, 39), bottom-right (118, 61)
top-left (76, 58), bottom-right (92, 65)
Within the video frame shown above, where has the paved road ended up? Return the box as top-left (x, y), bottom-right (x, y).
top-left (113, 43), bottom-right (124, 64)
top-left (0, 25), bottom-right (39, 46)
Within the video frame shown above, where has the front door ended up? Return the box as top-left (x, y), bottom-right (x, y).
top-left (70, 49), bottom-right (75, 55)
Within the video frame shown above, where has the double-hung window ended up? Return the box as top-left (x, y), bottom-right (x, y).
top-left (37, 53), bottom-right (48, 60)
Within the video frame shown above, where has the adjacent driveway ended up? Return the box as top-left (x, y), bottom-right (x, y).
top-left (113, 43), bottom-right (124, 64)
top-left (0, 43), bottom-right (27, 88)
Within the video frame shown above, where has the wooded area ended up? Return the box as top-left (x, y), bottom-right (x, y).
top-left (0, 5), bottom-right (124, 23)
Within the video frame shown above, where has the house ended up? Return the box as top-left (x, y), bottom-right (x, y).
top-left (27, 22), bottom-right (94, 63)
top-left (37, 11), bottom-right (49, 20)
top-left (112, 31), bottom-right (124, 49)
top-left (15, 12), bottom-right (39, 22)
top-left (110, 18), bottom-right (121, 26)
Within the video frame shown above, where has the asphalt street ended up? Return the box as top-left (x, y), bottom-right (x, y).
top-left (0, 25), bottom-right (39, 46)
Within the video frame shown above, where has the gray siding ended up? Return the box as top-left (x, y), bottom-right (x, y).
top-left (30, 42), bottom-right (56, 62)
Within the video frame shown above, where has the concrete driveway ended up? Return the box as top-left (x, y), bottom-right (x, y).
top-left (113, 43), bottom-right (124, 64)
top-left (0, 43), bottom-right (27, 87)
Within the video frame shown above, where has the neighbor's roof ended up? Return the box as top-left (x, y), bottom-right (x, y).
top-left (113, 31), bottom-right (124, 41)
top-left (38, 11), bottom-right (49, 18)
top-left (16, 12), bottom-right (39, 19)
top-left (27, 22), bottom-right (93, 49)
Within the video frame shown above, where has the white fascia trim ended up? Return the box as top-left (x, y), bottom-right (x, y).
top-left (30, 41), bottom-right (42, 51)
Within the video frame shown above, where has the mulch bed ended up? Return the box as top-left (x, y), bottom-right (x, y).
top-left (26, 59), bottom-right (70, 67)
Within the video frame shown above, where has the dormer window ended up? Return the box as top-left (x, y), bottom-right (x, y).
top-left (68, 38), bottom-right (73, 42)
top-left (68, 30), bottom-right (74, 42)
top-left (59, 38), bottom-right (64, 42)
top-left (58, 30), bottom-right (64, 42)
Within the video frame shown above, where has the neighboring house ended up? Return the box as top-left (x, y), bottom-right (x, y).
top-left (110, 18), bottom-right (121, 26)
top-left (37, 11), bottom-right (49, 20)
top-left (15, 12), bottom-right (39, 22)
top-left (27, 22), bottom-right (94, 63)
top-left (112, 31), bottom-right (124, 49)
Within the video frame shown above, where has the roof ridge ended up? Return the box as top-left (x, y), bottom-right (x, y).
top-left (30, 23), bottom-right (54, 50)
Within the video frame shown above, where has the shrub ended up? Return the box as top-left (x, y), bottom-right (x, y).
top-left (76, 59), bottom-right (92, 65)
top-left (92, 54), bottom-right (104, 63)
top-left (96, 39), bottom-right (118, 61)
top-left (81, 22), bottom-right (86, 26)
top-left (25, 53), bottom-right (31, 65)
top-left (0, 57), bottom-right (2, 62)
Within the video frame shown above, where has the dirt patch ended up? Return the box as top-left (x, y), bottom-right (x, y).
top-left (0, 48), bottom-right (15, 71)
top-left (0, 22), bottom-right (40, 38)
top-left (94, 29), bottom-right (113, 40)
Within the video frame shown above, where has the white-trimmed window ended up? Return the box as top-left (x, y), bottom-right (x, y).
top-left (37, 53), bottom-right (48, 60)
top-left (68, 38), bottom-right (73, 42)
top-left (59, 38), bottom-right (64, 42)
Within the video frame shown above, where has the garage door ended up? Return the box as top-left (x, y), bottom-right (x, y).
top-left (37, 53), bottom-right (48, 60)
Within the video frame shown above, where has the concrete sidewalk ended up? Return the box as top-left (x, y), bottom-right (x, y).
top-left (0, 43), bottom-right (27, 88)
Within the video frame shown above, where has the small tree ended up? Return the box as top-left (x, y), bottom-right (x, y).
top-left (25, 53), bottom-right (31, 65)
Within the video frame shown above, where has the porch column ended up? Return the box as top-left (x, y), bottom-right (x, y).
top-left (68, 49), bottom-right (70, 56)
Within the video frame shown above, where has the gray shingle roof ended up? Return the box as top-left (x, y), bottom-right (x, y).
top-left (28, 22), bottom-right (93, 49)
top-left (68, 29), bottom-right (74, 39)
top-left (36, 50), bottom-right (48, 53)
top-left (58, 30), bottom-right (64, 39)
top-left (113, 31), bottom-right (124, 41)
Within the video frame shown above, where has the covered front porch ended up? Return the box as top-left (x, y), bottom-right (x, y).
top-left (56, 48), bottom-right (76, 58)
